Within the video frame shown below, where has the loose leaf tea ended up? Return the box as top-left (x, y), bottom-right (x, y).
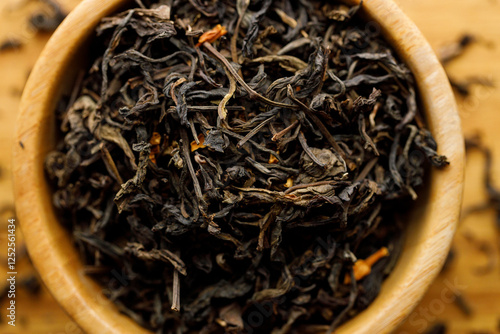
top-left (30, 0), bottom-right (66, 33)
top-left (45, 0), bottom-right (448, 332)
top-left (0, 38), bottom-right (22, 52)
top-left (460, 136), bottom-right (500, 279)
top-left (464, 136), bottom-right (500, 229)
top-left (437, 34), bottom-right (494, 97)
top-left (423, 323), bottom-right (447, 334)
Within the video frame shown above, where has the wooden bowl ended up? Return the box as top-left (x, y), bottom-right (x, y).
top-left (13, 0), bottom-right (465, 333)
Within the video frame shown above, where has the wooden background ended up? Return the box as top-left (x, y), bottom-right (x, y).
top-left (0, 0), bottom-right (499, 333)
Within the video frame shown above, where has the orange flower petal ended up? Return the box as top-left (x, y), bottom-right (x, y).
top-left (344, 247), bottom-right (389, 284)
top-left (268, 153), bottom-right (279, 164)
top-left (196, 24), bottom-right (228, 47)
top-left (149, 132), bottom-right (162, 146)
top-left (191, 133), bottom-right (207, 152)
top-left (149, 132), bottom-right (162, 164)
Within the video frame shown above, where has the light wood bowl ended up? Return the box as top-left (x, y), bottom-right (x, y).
top-left (13, 0), bottom-right (465, 333)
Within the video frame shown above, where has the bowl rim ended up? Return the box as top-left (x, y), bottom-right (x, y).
top-left (13, 0), bottom-right (465, 333)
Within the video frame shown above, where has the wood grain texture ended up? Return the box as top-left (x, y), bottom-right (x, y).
top-left (337, 0), bottom-right (465, 332)
top-left (10, 0), bottom-right (463, 333)
top-left (395, 0), bottom-right (500, 333)
top-left (3, 0), bottom-right (498, 333)
top-left (0, 2), bottom-right (82, 334)
top-left (11, 0), bottom-right (149, 333)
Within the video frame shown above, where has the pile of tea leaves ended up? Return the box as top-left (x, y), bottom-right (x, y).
top-left (45, 0), bottom-right (448, 332)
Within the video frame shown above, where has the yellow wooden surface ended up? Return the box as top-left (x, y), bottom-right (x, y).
top-left (0, 0), bottom-right (498, 333)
